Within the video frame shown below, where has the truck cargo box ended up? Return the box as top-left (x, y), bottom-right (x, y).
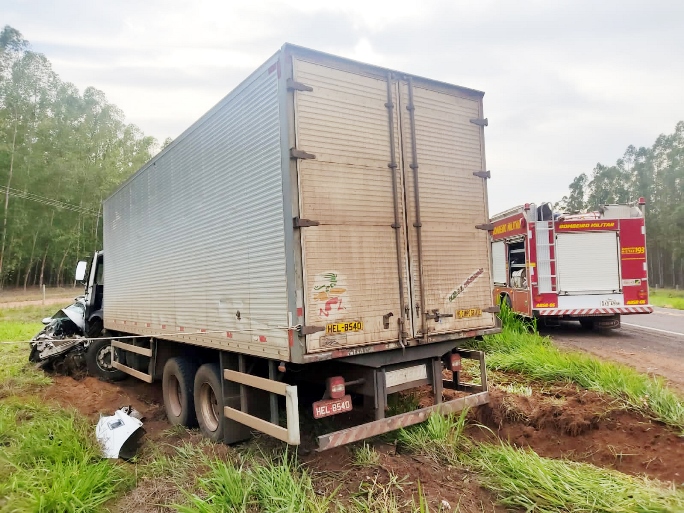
top-left (103, 44), bottom-right (498, 364)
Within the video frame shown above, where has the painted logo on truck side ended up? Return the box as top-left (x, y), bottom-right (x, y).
top-left (312, 272), bottom-right (348, 320)
top-left (447, 268), bottom-right (484, 303)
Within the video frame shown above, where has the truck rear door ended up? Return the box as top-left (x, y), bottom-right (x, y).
top-left (292, 58), bottom-right (411, 352)
top-left (398, 79), bottom-right (496, 337)
top-left (556, 231), bottom-right (621, 294)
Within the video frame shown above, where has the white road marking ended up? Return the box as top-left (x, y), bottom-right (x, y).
top-left (622, 322), bottom-right (684, 337)
top-left (651, 309), bottom-right (684, 317)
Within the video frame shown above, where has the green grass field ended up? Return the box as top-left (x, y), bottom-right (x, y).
top-left (650, 288), bottom-right (684, 310)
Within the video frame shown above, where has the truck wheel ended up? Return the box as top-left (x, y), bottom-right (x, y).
top-left (163, 357), bottom-right (199, 427)
top-left (194, 363), bottom-right (224, 442)
top-left (86, 338), bottom-right (127, 381)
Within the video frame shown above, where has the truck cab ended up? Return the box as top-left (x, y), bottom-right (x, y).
top-left (76, 251), bottom-right (105, 337)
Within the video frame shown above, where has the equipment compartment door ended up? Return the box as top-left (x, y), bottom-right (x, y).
top-left (398, 80), bottom-right (496, 337)
top-left (293, 59), bottom-right (411, 352)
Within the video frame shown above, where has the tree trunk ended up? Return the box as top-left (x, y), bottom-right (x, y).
top-left (0, 116), bottom-right (19, 287)
top-left (56, 245), bottom-right (71, 287)
top-left (23, 230), bottom-right (38, 290)
top-left (39, 244), bottom-right (49, 288)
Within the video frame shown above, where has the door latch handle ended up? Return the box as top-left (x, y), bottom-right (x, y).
top-left (425, 309), bottom-right (454, 322)
top-left (383, 312), bottom-right (394, 329)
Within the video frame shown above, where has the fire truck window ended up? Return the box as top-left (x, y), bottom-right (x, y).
top-left (508, 240), bottom-right (527, 289)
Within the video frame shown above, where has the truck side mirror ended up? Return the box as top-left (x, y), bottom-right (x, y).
top-left (75, 261), bottom-right (88, 282)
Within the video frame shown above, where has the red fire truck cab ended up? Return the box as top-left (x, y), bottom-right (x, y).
top-left (489, 201), bottom-right (652, 329)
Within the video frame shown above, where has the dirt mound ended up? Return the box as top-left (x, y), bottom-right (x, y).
top-left (474, 385), bottom-right (684, 483)
top-left (305, 444), bottom-right (503, 513)
top-left (42, 375), bottom-right (169, 437)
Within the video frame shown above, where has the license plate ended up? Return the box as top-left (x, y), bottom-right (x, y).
top-left (325, 321), bottom-right (363, 334)
top-left (313, 395), bottom-right (353, 419)
top-left (457, 308), bottom-right (482, 318)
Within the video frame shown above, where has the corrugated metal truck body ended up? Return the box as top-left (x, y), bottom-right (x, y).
top-left (103, 44), bottom-right (497, 363)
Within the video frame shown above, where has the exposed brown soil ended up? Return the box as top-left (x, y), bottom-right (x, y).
top-left (474, 385), bottom-right (684, 484)
top-left (39, 371), bottom-right (684, 512)
top-left (304, 444), bottom-right (503, 513)
top-left (41, 375), bottom-right (169, 437)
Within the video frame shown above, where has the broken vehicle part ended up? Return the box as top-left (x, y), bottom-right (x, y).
top-left (96, 408), bottom-right (145, 459)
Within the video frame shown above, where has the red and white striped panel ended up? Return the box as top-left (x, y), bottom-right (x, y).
top-left (536, 306), bottom-right (653, 316)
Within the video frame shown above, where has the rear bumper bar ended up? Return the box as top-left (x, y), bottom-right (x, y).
top-left (317, 391), bottom-right (489, 451)
top-left (536, 306), bottom-right (653, 316)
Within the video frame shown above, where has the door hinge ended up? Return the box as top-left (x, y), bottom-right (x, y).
top-left (473, 170), bottom-right (491, 179)
top-left (475, 223), bottom-right (495, 231)
top-left (290, 148), bottom-right (316, 160)
top-left (293, 217), bottom-right (319, 228)
top-left (483, 305), bottom-right (501, 314)
top-left (470, 118), bottom-right (488, 127)
top-left (300, 325), bottom-right (325, 336)
top-left (286, 78), bottom-right (313, 92)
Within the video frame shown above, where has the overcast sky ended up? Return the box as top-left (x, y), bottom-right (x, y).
top-left (4, 0), bottom-right (684, 212)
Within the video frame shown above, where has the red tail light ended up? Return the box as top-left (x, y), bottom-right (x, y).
top-left (327, 376), bottom-right (345, 399)
top-left (638, 290), bottom-right (648, 300)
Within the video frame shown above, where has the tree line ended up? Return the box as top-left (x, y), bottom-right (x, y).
top-left (558, 122), bottom-right (684, 289)
top-left (0, 26), bottom-right (156, 289)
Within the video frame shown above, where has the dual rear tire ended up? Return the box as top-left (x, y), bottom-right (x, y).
top-left (162, 358), bottom-right (225, 442)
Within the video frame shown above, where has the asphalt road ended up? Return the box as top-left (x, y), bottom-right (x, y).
top-left (545, 307), bottom-right (684, 393)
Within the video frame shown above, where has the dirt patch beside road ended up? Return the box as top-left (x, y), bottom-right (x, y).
top-left (476, 386), bottom-right (684, 484)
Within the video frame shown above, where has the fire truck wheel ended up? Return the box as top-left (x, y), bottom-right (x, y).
top-left (163, 357), bottom-right (199, 427)
top-left (194, 363), bottom-right (224, 442)
top-left (86, 338), bottom-right (127, 382)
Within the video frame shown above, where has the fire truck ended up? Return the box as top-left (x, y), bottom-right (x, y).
top-left (488, 200), bottom-right (652, 329)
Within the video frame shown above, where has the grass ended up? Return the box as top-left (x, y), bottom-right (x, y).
top-left (650, 288), bottom-right (684, 310)
top-left (398, 410), bottom-right (684, 513)
top-left (175, 450), bottom-right (335, 513)
top-left (0, 304), bottom-right (129, 512)
top-left (466, 304), bottom-right (684, 432)
top-left (472, 443), bottom-right (684, 513)
top-left (0, 399), bottom-right (130, 512)
top-left (352, 443), bottom-right (380, 466)
top-left (0, 305), bottom-right (53, 398)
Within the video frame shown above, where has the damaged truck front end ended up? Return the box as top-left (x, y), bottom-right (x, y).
top-left (29, 300), bottom-right (88, 373)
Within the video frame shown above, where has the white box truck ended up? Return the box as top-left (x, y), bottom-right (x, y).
top-left (35, 45), bottom-right (500, 450)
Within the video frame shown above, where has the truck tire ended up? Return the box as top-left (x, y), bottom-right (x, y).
top-left (194, 363), bottom-right (224, 442)
top-left (163, 357), bottom-right (199, 427)
top-left (86, 338), bottom-right (127, 381)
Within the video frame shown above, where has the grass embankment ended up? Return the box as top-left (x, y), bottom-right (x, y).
top-left (398, 411), bottom-right (684, 513)
top-left (650, 288), bottom-right (684, 310)
top-left (0, 304), bottom-right (129, 511)
top-left (467, 306), bottom-right (684, 432)
top-left (0, 305), bottom-right (53, 398)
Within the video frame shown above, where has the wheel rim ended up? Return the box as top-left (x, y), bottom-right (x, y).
top-left (199, 382), bottom-right (220, 432)
top-left (168, 375), bottom-right (182, 417)
top-left (96, 346), bottom-right (115, 371)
